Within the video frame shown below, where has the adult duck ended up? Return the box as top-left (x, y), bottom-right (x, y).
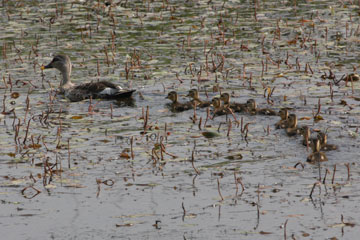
top-left (220, 93), bottom-right (246, 112)
top-left (166, 91), bottom-right (193, 112)
top-left (42, 54), bottom-right (135, 102)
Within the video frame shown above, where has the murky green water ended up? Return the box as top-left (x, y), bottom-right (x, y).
top-left (1, 0), bottom-right (360, 239)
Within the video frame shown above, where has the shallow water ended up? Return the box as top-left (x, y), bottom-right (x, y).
top-left (1, 0), bottom-right (360, 239)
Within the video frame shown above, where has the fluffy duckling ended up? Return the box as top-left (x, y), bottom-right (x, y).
top-left (166, 91), bottom-right (193, 112)
top-left (211, 97), bottom-right (230, 116)
top-left (246, 99), bottom-right (277, 116)
top-left (275, 109), bottom-right (289, 129)
top-left (344, 73), bottom-right (360, 82)
top-left (42, 55), bottom-right (135, 101)
top-left (186, 89), bottom-right (211, 108)
top-left (301, 126), bottom-right (317, 148)
top-left (220, 93), bottom-right (246, 112)
top-left (307, 139), bottom-right (328, 163)
top-left (285, 114), bottom-right (301, 136)
top-left (317, 132), bottom-right (338, 151)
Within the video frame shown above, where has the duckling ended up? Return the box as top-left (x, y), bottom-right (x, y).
top-left (42, 55), bottom-right (135, 101)
top-left (275, 108), bottom-right (289, 129)
top-left (220, 93), bottom-right (246, 112)
top-left (285, 114), bottom-right (301, 136)
top-left (317, 132), bottom-right (338, 151)
top-left (344, 73), bottom-right (360, 82)
top-left (211, 97), bottom-right (230, 116)
top-left (186, 89), bottom-right (211, 108)
top-left (306, 139), bottom-right (328, 163)
top-left (301, 126), bottom-right (317, 148)
top-left (246, 99), bottom-right (277, 116)
top-left (165, 91), bottom-right (193, 112)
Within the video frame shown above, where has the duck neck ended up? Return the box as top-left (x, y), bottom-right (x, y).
top-left (60, 64), bottom-right (74, 89)
top-left (193, 96), bottom-right (202, 104)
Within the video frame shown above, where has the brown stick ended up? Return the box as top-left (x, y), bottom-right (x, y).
top-left (331, 164), bottom-right (336, 184)
top-left (217, 178), bottom-right (224, 201)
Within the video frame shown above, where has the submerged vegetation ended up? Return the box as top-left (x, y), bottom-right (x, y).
top-left (0, 0), bottom-right (359, 239)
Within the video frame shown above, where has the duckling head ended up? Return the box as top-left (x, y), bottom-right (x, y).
top-left (287, 114), bottom-right (298, 128)
top-left (211, 97), bottom-right (221, 109)
top-left (317, 132), bottom-right (327, 144)
top-left (166, 91), bottom-right (178, 103)
top-left (186, 89), bottom-right (199, 100)
top-left (246, 99), bottom-right (256, 111)
top-left (220, 93), bottom-right (230, 104)
top-left (279, 109), bottom-right (289, 120)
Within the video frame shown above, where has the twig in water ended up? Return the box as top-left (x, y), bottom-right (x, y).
top-left (284, 219), bottom-right (288, 240)
top-left (217, 178), bottom-right (224, 201)
top-left (331, 164), bottom-right (336, 184)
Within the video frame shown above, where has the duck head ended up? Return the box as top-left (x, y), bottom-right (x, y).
top-left (166, 91), bottom-right (178, 103)
top-left (279, 109), bottom-right (289, 120)
top-left (220, 93), bottom-right (230, 104)
top-left (42, 54), bottom-right (72, 87)
top-left (211, 97), bottom-right (222, 109)
top-left (246, 99), bottom-right (256, 111)
top-left (186, 89), bottom-right (199, 100)
top-left (287, 114), bottom-right (298, 128)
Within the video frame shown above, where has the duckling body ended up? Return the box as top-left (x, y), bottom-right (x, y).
top-left (246, 99), bottom-right (277, 116)
top-left (275, 109), bottom-right (289, 129)
top-left (307, 139), bottom-right (328, 163)
top-left (187, 89), bottom-right (211, 108)
top-left (285, 114), bottom-right (301, 136)
top-left (344, 73), bottom-right (360, 82)
top-left (317, 132), bottom-right (338, 151)
top-left (220, 93), bottom-right (246, 113)
top-left (42, 55), bottom-right (135, 102)
top-left (166, 91), bottom-right (193, 112)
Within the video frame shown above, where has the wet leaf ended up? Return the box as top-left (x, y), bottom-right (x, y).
top-left (11, 92), bottom-right (20, 99)
top-left (202, 131), bottom-right (220, 138)
top-left (71, 116), bottom-right (83, 120)
top-left (259, 231), bottom-right (272, 235)
top-left (120, 152), bottom-right (130, 159)
top-left (116, 223), bottom-right (134, 227)
top-left (314, 115), bottom-right (324, 121)
top-left (225, 154), bottom-right (243, 160)
top-left (7, 153), bottom-right (16, 157)
top-left (299, 116), bottom-right (311, 120)
top-left (29, 144), bottom-right (42, 149)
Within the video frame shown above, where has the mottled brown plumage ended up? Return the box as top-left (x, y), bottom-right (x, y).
top-left (166, 91), bottom-right (193, 112)
top-left (220, 93), bottom-right (246, 112)
top-left (186, 89), bottom-right (211, 108)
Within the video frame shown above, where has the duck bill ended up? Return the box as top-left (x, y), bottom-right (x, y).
top-left (44, 63), bottom-right (54, 69)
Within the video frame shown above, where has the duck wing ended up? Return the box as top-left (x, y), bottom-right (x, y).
top-left (73, 81), bottom-right (135, 100)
